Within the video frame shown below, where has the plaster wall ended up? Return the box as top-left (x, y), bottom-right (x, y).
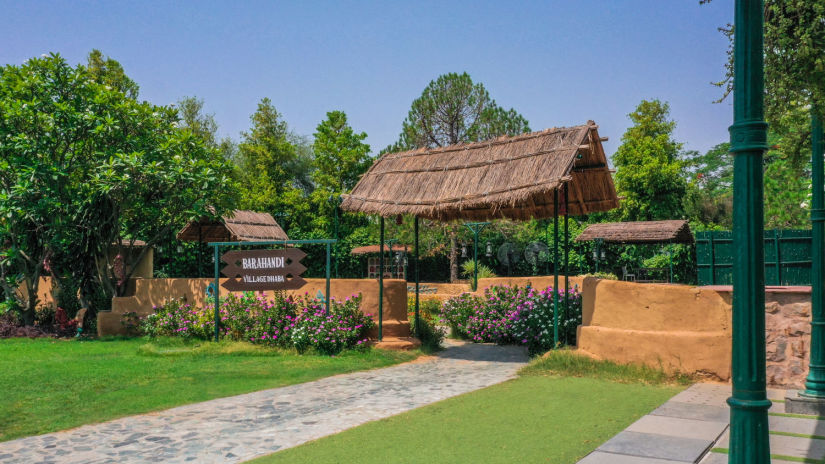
top-left (577, 278), bottom-right (813, 387)
top-left (98, 278), bottom-right (409, 338)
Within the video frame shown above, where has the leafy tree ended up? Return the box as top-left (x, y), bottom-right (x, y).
top-left (682, 143), bottom-right (733, 227)
top-left (612, 99), bottom-right (688, 222)
top-left (390, 72), bottom-right (531, 281)
top-left (235, 98), bottom-right (314, 233)
top-left (176, 96), bottom-right (218, 147)
top-left (86, 49), bottom-right (139, 99)
top-left (0, 53), bottom-right (235, 323)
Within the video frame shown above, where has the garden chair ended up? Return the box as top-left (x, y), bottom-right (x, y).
top-left (622, 266), bottom-right (636, 282)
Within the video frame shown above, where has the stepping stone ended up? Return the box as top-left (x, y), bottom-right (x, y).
top-left (597, 431), bottom-right (712, 462)
top-left (669, 384), bottom-right (731, 408)
top-left (625, 415), bottom-right (727, 442)
top-left (716, 429), bottom-right (825, 460)
top-left (769, 414), bottom-right (825, 436)
top-left (578, 451), bottom-right (686, 463)
top-left (699, 449), bottom-right (803, 464)
top-left (650, 401), bottom-right (730, 423)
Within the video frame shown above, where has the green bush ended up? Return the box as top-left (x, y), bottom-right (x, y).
top-left (461, 261), bottom-right (497, 290)
top-left (582, 272), bottom-right (618, 280)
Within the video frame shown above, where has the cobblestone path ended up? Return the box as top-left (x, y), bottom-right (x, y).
top-left (0, 341), bottom-right (527, 464)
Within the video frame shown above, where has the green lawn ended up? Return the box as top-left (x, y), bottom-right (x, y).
top-left (249, 351), bottom-right (687, 464)
top-left (0, 337), bottom-right (417, 442)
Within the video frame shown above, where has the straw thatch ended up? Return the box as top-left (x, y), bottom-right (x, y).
top-left (575, 220), bottom-right (694, 244)
top-left (177, 210), bottom-right (288, 243)
top-left (350, 244), bottom-right (409, 255)
top-left (340, 121), bottom-right (618, 221)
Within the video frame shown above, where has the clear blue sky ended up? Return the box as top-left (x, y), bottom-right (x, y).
top-left (1, 0), bottom-right (734, 159)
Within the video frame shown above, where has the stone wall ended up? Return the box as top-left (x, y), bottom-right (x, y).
top-left (577, 279), bottom-right (813, 388)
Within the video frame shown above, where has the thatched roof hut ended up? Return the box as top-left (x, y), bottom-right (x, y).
top-left (177, 210), bottom-right (288, 243)
top-left (575, 220), bottom-right (694, 244)
top-left (340, 122), bottom-right (618, 221)
top-left (350, 244), bottom-right (409, 255)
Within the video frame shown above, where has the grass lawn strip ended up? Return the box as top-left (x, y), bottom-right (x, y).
top-left (247, 350), bottom-right (686, 464)
top-left (0, 337), bottom-right (417, 442)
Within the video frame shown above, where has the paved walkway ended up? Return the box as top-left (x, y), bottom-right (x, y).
top-left (578, 383), bottom-right (824, 463)
top-left (0, 340), bottom-right (528, 464)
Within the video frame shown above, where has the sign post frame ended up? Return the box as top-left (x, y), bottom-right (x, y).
top-left (209, 239), bottom-right (337, 342)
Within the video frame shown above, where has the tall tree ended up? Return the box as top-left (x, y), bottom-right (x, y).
top-left (312, 111), bottom-right (371, 195)
top-left (235, 98), bottom-right (314, 232)
top-left (392, 72), bottom-right (531, 281)
top-left (176, 96), bottom-right (218, 147)
top-left (85, 49), bottom-right (139, 99)
top-left (612, 99), bottom-right (687, 222)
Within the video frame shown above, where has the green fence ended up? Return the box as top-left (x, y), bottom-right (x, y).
top-left (696, 229), bottom-right (812, 286)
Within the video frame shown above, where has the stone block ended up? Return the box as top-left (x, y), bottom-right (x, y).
top-left (598, 431), bottom-right (712, 463)
top-left (785, 390), bottom-right (825, 416)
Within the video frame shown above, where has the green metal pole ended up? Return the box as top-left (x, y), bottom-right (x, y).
top-left (728, 0), bottom-right (771, 462)
top-left (213, 245), bottom-right (220, 342)
top-left (553, 189), bottom-right (559, 347)
top-left (378, 216), bottom-right (384, 341)
top-left (414, 217), bottom-right (420, 338)
top-left (669, 249), bottom-right (673, 284)
top-left (473, 227), bottom-right (479, 291)
top-left (804, 109), bottom-right (825, 397)
top-left (325, 242), bottom-right (331, 315)
top-left (563, 184), bottom-right (569, 344)
top-left (334, 201), bottom-right (340, 279)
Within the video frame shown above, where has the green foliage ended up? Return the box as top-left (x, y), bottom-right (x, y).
top-left (613, 99), bottom-right (688, 222)
top-left (520, 349), bottom-right (694, 385)
top-left (176, 95), bottom-right (218, 147)
top-left (85, 49), bottom-right (139, 98)
top-left (392, 72), bottom-right (530, 150)
top-left (582, 272), bottom-right (618, 281)
top-left (460, 260), bottom-right (496, 290)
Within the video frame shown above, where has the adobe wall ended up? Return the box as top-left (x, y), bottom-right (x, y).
top-left (576, 278), bottom-right (813, 387)
top-left (98, 278), bottom-right (409, 338)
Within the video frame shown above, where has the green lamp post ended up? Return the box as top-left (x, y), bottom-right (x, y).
top-left (728, 0), bottom-right (771, 462)
top-left (804, 111), bottom-right (825, 397)
top-left (464, 222), bottom-right (490, 291)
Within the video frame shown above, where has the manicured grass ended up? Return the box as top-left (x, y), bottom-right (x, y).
top-left (0, 337), bottom-right (417, 442)
top-left (248, 350), bottom-right (685, 464)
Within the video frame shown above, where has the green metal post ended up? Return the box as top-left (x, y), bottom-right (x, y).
top-left (378, 216), bottom-right (384, 341)
top-left (563, 184), bottom-right (569, 344)
top-left (553, 189), bottom-right (559, 347)
top-left (463, 222), bottom-right (489, 291)
top-left (325, 242), bottom-right (331, 315)
top-left (333, 200), bottom-right (340, 279)
top-left (414, 217), bottom-right (420, 337)
top-left (728, 0), bottom-right (771, 462)
top-left (213, 245), bottom-right (220, 342)
top-left (669, 248), bottom-right (673, 284)
top-left (804, 109), bottom-right (825, 397)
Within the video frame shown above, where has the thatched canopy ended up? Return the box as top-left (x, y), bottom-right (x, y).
top-left (350, 244), bottom-right (408, 255)
top-left (575, 220), bottom-right (694, 244)
top-left (177, 210), bottom-right (288, 243)
top-left (340, 122), bottom-right (618, 221)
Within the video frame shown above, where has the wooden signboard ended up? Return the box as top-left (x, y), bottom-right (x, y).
top-left (220, 248), bottom-right (307, 291)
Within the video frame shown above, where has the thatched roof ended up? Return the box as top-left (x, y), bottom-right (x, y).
top-left (350, 244), bottom-right (408, 255)
top-left (177, 210), bottom-right (288, 243)
top-left (340, 122), bottom-right (618, 221)
top-left (575, 220), bottom-right (694, 244)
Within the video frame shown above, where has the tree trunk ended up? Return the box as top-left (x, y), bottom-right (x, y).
top-left (449, 230), bottom-right (459, 282)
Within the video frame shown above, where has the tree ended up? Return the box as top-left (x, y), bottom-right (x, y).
top-left (392, 72), bottom-right (530, 150)
top-left (235, 98), bottom-right (314, 233)
top-left (86, 49), bottom-right (139, 99)
top-left (0, 53), bottom-right (235, 323)
top-left (391, 72), bottom-right (531, 281)
top-left (612, 99), bottom-right (688, 222)
top-left (176, 96), bottom-right (218, 147)
top-left (312, 111), bottom-right (371, 195)
top-left (682, 143), bottom-right (734, 227)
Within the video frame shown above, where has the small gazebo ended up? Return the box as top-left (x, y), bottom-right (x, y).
top-left (576, 219), bottom-right (694, 282)
top-left (176, 210), bottom-right (289, 277)
top-left (341, 121), bottom-right (620, 340)
top-left (177, 210), bottom-right (289, 243)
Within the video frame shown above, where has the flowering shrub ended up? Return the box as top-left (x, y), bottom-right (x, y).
top-left (440, 285), bottom-right (582, 355)
top-left (140, 292), bottom-right (373, 356)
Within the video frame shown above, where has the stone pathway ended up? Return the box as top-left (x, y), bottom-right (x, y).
top-left (0, 340), bottom-right (528, 464)
top-left (578, 383), bottom-right (824, 463)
